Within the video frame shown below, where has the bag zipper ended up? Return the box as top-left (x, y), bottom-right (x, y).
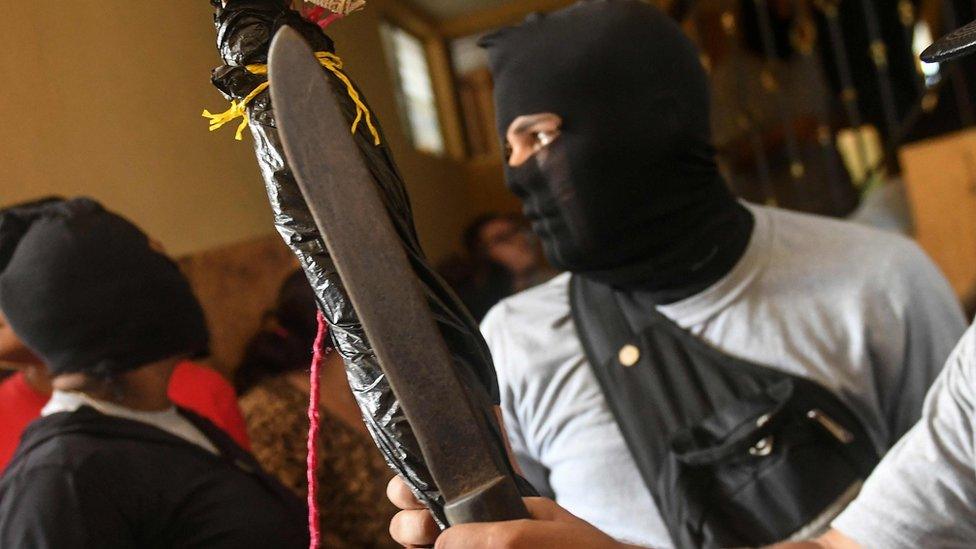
top-left (807, 409), bottom-right (854, 444)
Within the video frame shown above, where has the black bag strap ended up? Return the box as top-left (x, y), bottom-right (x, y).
top-left (569, 275), bottom-right (637, 373)
top-left (569, 275), bottom-right (674, 495)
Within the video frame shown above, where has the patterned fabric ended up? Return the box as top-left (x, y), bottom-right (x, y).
top-left (240, 376), bottom-right (398, 548)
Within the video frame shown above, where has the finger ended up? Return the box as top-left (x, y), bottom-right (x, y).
top-left (387, 476), bottom-right (425, 510)
top-left (389, 509), bottom-right (440, 547)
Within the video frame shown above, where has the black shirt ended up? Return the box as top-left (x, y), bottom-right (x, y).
top-left (0, 406), bottom-right (308, 548)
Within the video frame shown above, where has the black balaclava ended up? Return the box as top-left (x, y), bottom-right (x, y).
top-left (0, 198), bottom-right (209, 378)
top-left (481, 0), bottom-right (754, 300)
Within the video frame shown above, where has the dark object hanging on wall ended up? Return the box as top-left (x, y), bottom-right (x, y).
top-left (811, 0), bottom-right (917, 146)
top-left (208, 0), bottom-right (527, 526)
top-left (811, 0), bottom-right (976, 151)
top-left (707, 0), bottom-right (858, 216)
top-left (922, 16), bottom-right (976, 61)
top-left (904, 0), bottom-right (976, 142)
top-left (740, 0), bottom-right (796, 60)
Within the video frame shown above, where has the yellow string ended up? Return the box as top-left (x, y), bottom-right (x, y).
top-left (202, 51), bottom-right (380, 145)
top-left (202, 81), bottom-right (270, 141)
top-left (315, 52), bottom-right (381, 146)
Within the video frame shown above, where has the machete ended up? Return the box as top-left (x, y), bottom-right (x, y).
top-left (267, 26), bottom-right (529, 525)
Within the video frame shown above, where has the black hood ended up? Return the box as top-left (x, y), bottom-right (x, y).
top-left (0, 198), bottom-right (209, 377)
top-left (481, 0), bottom-right (753, 297)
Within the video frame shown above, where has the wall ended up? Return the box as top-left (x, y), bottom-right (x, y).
top-left (0, 1), bottom-right (508, 261)
top-left (0, 2), bottom-right (271, 256)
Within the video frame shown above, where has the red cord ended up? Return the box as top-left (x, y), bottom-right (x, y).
top-left (307, 311), bottom-right (328, 548)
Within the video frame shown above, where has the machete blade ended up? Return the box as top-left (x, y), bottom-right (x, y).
top-left (267, 26), bottom-right (528, 525)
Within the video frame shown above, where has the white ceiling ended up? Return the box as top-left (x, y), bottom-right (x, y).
top-left (409, 0), bottom-right (515, 20)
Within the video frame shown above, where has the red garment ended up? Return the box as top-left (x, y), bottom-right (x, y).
top-left (0, 371), bottom-right (48, 474)
top-left (168, 361), bottom-right (251, 451)
top-left (0, 361), bottom-right (249, 474)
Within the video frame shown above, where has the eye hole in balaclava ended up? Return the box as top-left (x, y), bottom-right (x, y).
top-left (505, 113), bottom-right (563, 167)
top-left (480, 0), bottom-right (752, 293)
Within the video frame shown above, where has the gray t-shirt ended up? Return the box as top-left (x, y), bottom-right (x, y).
top-left (833, 322), bottom-right (976, 548)
top-left (481, 204), bottom-right (966, 548)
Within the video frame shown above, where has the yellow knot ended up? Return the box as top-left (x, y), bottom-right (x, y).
top-left (203, 51), bottom-right (380, 145)
top-left (203, 81), bottom-right (270, 141)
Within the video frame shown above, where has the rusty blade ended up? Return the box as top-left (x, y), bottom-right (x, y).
top-left (267, 26), bottom-right (527, 524)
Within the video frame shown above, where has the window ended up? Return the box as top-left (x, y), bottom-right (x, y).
top-left (451, 32), bottom-right (500, 158)
top-left (380, 22), bottom-right (446, 155)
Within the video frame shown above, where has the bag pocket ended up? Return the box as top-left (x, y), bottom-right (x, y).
top-left (661, 380), bottom-right (865, 548)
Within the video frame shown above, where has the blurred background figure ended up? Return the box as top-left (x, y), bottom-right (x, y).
top-left (441, 213), bottom-right (556, 321)
top-left (0, 197), bottom-right (250, 472)
top-left (0, 198), bottom-right (306, 547)
top-left (0, 309), bottom-right (249, 474)
top-left (236, 270), bottom-right (398, 549)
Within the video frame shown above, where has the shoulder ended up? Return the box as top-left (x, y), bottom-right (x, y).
top-left (758, 204), bottom-right (920, 257)
top-left (481, 273), bottom-right (572, 359)
top-left (754, 204), bottom-right (939, 286)
top-left (481, 273), bottom-right (578, 388)
top-left (481, 272), bottom-right (571, 338)
top-left (0, 461), bottom-right (88, 505)
top-left (6, 420), bottom-right (124, 479)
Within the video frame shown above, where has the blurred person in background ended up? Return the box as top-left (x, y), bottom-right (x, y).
top-left (444, 213), bottom-right (555, 320)
top-left (0, 197), bottom-right (248, 475)
top-left (0, 309), bottom-right (249, 474)
top-left (0, 197), bottom-right (306, 547)
top-left (236, 269), bottom-right (398, 548)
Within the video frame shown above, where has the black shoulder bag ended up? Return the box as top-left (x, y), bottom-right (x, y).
top-left (569, 275), bottom-right (879, 548)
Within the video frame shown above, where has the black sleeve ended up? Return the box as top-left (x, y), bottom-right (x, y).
top-left (0, 466), bottom-right (131, 549)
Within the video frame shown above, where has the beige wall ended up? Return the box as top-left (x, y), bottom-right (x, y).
top-left (0, 1), bottom-right (514, 260)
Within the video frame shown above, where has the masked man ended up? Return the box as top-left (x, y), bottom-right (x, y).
top-left (464, 1), bottom-right (965, 547)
